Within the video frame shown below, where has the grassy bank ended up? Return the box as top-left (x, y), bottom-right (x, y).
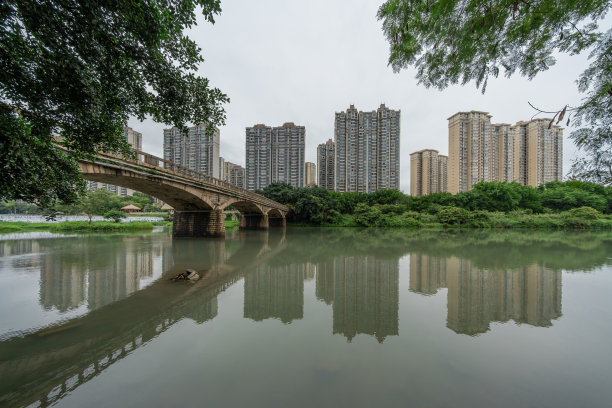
top-left (0, 219), bottom-right (238, 234)
top-left (308, 206), bottom-right (612, 230)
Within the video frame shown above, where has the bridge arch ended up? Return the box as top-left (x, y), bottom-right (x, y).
top-left (81, 167), bottom-right (214, 211)
top-left (267, 208), bottom-right (286, 228)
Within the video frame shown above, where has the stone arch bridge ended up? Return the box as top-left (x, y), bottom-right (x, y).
top-left (76, 149), bottom-right (288, 237)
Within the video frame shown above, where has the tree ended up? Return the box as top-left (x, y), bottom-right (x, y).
top-left (378, 0), bottom-right (609, 92)
top-left (104, 209), bottom-right (126, 223)
top-left (79, 190), bottom-right (114, 223)
top-left (1, 0), bottom-right (229, 208)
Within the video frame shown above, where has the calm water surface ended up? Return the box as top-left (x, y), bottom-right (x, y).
top-left (0, 228), bottom-right (611, 408)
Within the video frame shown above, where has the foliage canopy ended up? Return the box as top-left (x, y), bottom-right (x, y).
top-left (1, 0), bottom-right (228, 207)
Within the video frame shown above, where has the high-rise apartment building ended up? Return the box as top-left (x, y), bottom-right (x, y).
top-left (317, 139), bottom-right (335, 191)
top-left (492, 123), bottom-right (516, 182)
top-left (335, 104), bottom-right (400, 193)
top-left (245, 123), bottom-right (305, 191)
top-left (448, 111), bottom-right (493, 194)
top-left (519, 119), bottom-right (563, 187)
top-left (218, 157), bottom-right (226, 181)
top-left (438, 154), bottom-right (448, 193)
top-left (410, 149), bottom-right (448, 196)
top-left (88, 126), bottom-right (143, 196)
top-left (229, 165), bottom-right (245, 189)
top-left (246, 124), bottom-right (272, 191)
top-left (305, 162), bottom-right (316, 186)
top-left (218, 157), bottom-right (246, 189)
top-left (448, 111), bottom-right (563, 193)
top-left (163, 123), bottom-right (220, 178)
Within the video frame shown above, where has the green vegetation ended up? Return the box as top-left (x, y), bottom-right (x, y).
top-left (103, 210), bottom-right (126, 223)
top-left (1, 0), bottom-right (228, 209)
top-left (0, 221), bottom-right (154, 233)
top-left (259, 181), bottom-right (612, 229)
top-left (0, 191), bottom-right (164, 217)
top-left (0, 219), bottom-right (237, 234)
top-left (49, 222), bottom-right (154, 232)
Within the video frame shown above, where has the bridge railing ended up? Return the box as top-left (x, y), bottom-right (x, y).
top-left (98, 149), bottom-right (286, 210)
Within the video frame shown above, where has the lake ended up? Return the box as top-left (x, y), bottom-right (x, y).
top-left (1, 228), bottom-right (611, 408)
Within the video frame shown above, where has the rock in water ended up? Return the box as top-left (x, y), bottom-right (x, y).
top-left (185, 269), bottom-right (200, 281)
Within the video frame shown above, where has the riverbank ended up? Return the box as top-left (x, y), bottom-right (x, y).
top-left (0, 220), bottom-right (240, 234)
top-left (294, 208), bottom-right (612, 230)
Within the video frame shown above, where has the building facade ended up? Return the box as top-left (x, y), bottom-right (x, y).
top-left (218, 157), bottom-right (246, 189)
top-left (492, 123), bottom-right (516, 182)
top-left (163, 123), bottom-right (220, 178)
top-left (523, 119), bottom-right (563, 187)
top-left (448, 111), bottom-right (493, 194)
top-left (245, 123), bottom-right (305, 191)
top-left (88, 126), bottom-right (143, 196)
top-left (228, 163), bottom-right (246, 189)
top-left (305, 162), bottom-right (316, 186)
top-left (334, 104), bottom-right (400, 193)
top-left (448, 111), bottom-right (562, 193)
top-left (409, 149), bottom-right (448, 196)
top-left (317, 139), bottom-right (335, 191)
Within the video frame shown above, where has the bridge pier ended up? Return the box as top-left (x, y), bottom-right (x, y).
top-left (173, 210), bottom-right (225, 238)
top-left (240, 214), bottom-right (269, 230)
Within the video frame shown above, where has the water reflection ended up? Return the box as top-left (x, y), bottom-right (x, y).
top-left (244, 264), bottom-right (305, 323)
top-left (1, 229), bottom-right (611, 408)
top-left (316, 257), bottom-right (399, 342)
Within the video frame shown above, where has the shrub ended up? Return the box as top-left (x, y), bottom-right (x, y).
top-left (567, 206), bottom-right (601, 220)
top-left (437, 206), bottom-right (470, 225)
top-left (103, 210), bottom-right (126, 223)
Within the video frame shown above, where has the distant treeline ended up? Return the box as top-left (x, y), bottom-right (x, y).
top-left (0, 191), bottom-right (161, 215)
top-left (257, 181), bottom-right (612, 229)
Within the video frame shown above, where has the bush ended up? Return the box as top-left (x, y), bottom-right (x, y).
top-left (567, 206), bottom-right (601, 220)
top-left (103, 210), bottom-right (126, 223)
top-left (437, 206), bottom-right (470, 225)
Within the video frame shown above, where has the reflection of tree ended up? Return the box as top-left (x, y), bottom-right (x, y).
top-left (316, 256), bottom-right (399, 343)
top-left (272, 228), bottom-right (612, 272)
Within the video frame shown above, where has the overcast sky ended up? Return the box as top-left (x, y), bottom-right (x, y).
top-left (129, 0), bottom-right (609, 193)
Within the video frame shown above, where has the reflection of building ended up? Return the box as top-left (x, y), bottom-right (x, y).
top-left (40, 258), bottom-right (86, 312)
top-left (446, 260), bottom-right (562, 335)
top-left (409, 254), bottom-right (563, 335)
top-left (304, 263), bottom-right (315, 281)
top-left (87, 239), bottom-right (154, 309)
top-left (409, 253), bottom-right (447, 295)
top-left (244, 263), bottom-right (304, 323)
top-left (316, 256), bottom-right (399, 343)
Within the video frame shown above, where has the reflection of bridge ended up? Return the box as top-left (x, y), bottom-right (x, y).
top-left (75, 148), bottom-right (288, 237)
top-left (0, 231), bottom-right (287, 408)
